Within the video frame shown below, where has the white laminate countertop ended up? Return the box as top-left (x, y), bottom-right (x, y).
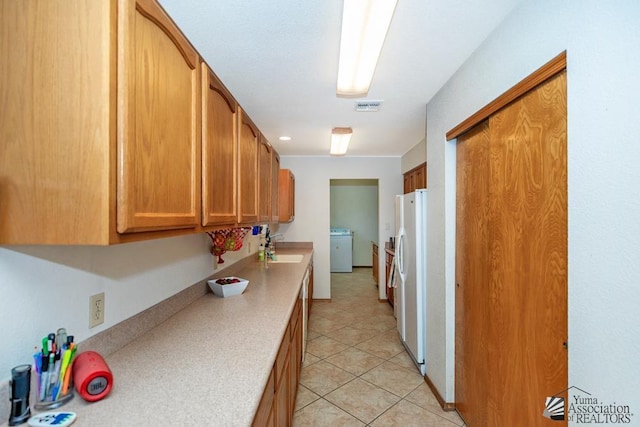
top-left (19, 248), bottom-right (313, 427)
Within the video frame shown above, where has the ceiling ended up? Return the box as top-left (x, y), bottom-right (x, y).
top-left (158, 0), bottom-right (522, 157)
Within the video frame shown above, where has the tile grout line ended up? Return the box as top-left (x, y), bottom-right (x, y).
top-left (295, 269), bottom-right (463, 426)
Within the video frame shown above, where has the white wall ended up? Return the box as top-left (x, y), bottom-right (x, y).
top-left (278, 157), bottom-right (403, 300)
top-left (330, 180), bottom-right (379, 267)
top-left (425, 0), bottom-right (640, 417)
top-left (0, 233), bottom-right (258, 382)
top-left (401, 138), bottom-right (426, 174)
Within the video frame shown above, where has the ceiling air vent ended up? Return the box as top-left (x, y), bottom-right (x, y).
top-left (354, 100), bottom-right (383, 112)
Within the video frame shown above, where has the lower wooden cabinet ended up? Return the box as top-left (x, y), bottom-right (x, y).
top-left (275, 355), bottom-right (290, 426)
top-left (372, 243), bottom-right (379, 285)
top-left (253, 295), bottom-right (303, 427)
top-left (307, 261), bottom-right (314, 316)
top-left (385, 248), bottom-right (394, 307)
top-left (253, 370), bottom-right (275, 427)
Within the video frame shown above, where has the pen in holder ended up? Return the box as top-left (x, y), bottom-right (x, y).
top-left (33, 331), bottom-right (77, 410)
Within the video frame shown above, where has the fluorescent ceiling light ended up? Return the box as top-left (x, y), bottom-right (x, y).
top-left (330, 127), bottom-right (353, 156)
top-left (337, 0), bottom-right (398, 96)
top-left (279, 136), bottom-right (292, 141)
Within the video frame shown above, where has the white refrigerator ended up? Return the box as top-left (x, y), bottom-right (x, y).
top-left (394, 190), bottom-right (427, 375)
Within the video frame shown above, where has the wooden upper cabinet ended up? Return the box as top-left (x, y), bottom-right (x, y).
top-left (403, 162), bottom-right (427, 194)
top-left (1, 1), bottom-right (109, 244)
top-left (278, 169), bottom-right (295, 223)
top-left (0, 0), bottom-right (276, 244)
top-left (271, 152), bottom-right (280, 223)
top-left (258, 135), bottom-right (273, 223)
top-left (403, 174), bottom-right (412, 194)
top-left (201, 63), bottom-right (238, 226)
top-left (238, 109), bottom-right (259, 224)
top-left (117, 0), bottom-right (201, 233)
top-left (0, 0), bottom-right (204, 244)
top-left (414, 164), bottom-right (426, 189)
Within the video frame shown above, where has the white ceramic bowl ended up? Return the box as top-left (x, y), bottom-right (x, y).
top-left (207, 277), bottom-right (249, 297)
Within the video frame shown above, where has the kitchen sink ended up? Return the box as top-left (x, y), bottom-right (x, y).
top-left (269, 254), bottom-right (304, 263)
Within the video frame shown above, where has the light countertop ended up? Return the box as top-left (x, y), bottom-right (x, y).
top-left (11, 248), bottom-right (313, 427)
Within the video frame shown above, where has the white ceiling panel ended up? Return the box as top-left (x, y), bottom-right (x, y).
top-left (159, 0), bottom-right (523, 156)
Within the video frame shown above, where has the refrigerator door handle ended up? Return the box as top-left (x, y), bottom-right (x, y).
top-left (395, 230), bottom-right (405, 281)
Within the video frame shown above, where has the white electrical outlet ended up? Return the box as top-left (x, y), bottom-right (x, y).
top-left (89, 292), bottom-right (105, 328)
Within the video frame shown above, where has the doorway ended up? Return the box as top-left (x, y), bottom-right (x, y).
top-left (330, 179), bottom-right (379, 269)
top-left (329, 179), bottom-right (379, 297)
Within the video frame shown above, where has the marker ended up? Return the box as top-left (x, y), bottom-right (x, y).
top-left (47, 333), bottom-right (55, 354)
top-left (49, 351), bottom-right (60, 396)
top-left (57, 348), bottom-right (73, 399)
top-left (40, 354), bottom-right (49, 401)
top-left (42, 337), bottom-right (49, 357)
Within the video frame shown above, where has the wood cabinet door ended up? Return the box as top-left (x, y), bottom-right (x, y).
top-left (288, 173), bottom-right (295, 220)
top-left (414, 163), bottom-right (426, 189)
top-left (271, 152), bottom-right (280, 223)
top-left (308, 262), bottom-right (314, 314)
top-left (403, 174), bottom-right (411, 194)
top-left (252, 370), bottom-right (275, 427)
top-left (372, 244), bottom-right (379, 285)
top-left (385, 252), bottom-right (394, 307)
top-left (288, 319), bottom-right (300, 420)
top-left (258, 135), bottom-right (272, 223)
top-left (274, 354), bottom-right (290, 427)
top-left (201, 64), bottom-right (238, 226)
top-left (278, 169), bottom-right (295, 222)
top-left (117, 0), bottom-right (200, 233)
top-left (238, 110), bottom-right (259, 224)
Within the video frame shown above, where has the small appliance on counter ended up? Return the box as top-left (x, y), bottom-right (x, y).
top-left (8, 364), bottom-right (32, 426)
top-left (73, 351), bottom-right (113, 402)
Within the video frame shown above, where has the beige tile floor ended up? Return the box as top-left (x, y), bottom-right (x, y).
top-left (293, 267), bottom-right (465, 426)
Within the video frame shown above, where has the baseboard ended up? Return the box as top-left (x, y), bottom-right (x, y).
top-left (378, 298), bottom-right (388, 303)
top-left (312, 298), bottom-right (332, 303)
top-left (424, 374), bottom-right (456, 411)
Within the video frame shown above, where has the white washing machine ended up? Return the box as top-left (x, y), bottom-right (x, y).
top-left (330, 228), bottom-right (353, 273)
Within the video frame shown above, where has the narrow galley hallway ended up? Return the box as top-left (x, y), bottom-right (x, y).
top-left (293, 268), bottom-right (465, 426)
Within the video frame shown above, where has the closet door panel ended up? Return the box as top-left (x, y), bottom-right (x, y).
top-left (455, 121), bottom-right (490, 427)
top-left (487, 71), bottom-right (567, 427)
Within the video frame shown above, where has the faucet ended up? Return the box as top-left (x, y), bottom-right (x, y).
top-left (270, 233), bottom-right (284, 253)
top-left (265, 244), bottom-right (275, 261)
top-left (263, 231), bottom-right (283, 267)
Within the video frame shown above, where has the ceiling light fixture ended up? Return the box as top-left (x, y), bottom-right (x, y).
top-left (330, 127), bottom-right (353, 156)
top-left (279, 136), bottom-right (292, 141)
top-left (336, 0), bottom-right (398, 97)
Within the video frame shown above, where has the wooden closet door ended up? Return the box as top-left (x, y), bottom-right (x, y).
top-left (455, 121), bottom-right (490, 426)
top-left (487, 71), bottom-right (567, 426)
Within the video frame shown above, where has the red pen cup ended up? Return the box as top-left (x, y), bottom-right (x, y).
top-left (73, 351), bottom-right (113, 402)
